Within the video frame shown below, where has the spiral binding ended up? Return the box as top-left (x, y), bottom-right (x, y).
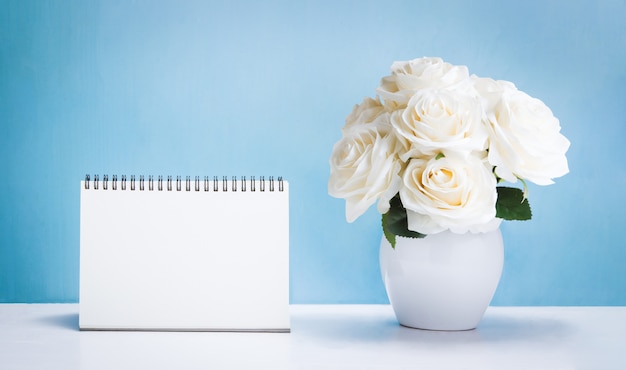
top-left (84, 174), bottom-right (285, 192)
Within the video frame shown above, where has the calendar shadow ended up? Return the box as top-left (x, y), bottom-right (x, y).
top-left (39, 313), bottom-right (80, 331)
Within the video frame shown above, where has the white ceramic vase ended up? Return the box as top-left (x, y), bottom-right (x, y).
top-left (380, 228), bottom-right (504, 331)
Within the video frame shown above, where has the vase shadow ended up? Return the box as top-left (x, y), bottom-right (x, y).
top-left (295, 309), bottom-right (570, 345)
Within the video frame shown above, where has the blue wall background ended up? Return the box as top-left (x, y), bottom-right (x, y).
top-left (1, 0), bottom-right (625, 304)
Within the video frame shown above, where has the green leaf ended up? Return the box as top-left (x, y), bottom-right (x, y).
top-left (496, 187), bottom-right (532, 221)
top-left (382, 194), bottom-right (426, 248)
top-left (381, 212), bottom-right (397, 248)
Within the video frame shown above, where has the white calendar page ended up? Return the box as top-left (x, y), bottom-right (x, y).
top-left (79, 176), bottom-right (289, 332)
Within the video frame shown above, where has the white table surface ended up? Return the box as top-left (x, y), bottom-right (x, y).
top-left (1, 304), bottom-right (624, 370)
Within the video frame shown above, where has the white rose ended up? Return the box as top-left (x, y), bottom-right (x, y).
top-left (377, 57), bottom-right (470, 109)
top-left (390, 88), bottom-right (488, 158)
top-left (399, 152), bottom-right (501, 234)
top-left (343, 96), bottom-right (386, 132)
top-left (329, 124), bottom-right (403, 222)
top-left (475, 77), bottom-right (570, 185)
top-left (471, 76), bottom-right (516, 111)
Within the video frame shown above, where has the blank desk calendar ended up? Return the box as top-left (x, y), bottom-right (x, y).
top-left (79, 175), bottom-right (290, 332)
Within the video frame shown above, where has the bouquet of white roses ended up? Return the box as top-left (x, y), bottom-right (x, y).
top-left (328, 57), bottom-right (570, 247)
